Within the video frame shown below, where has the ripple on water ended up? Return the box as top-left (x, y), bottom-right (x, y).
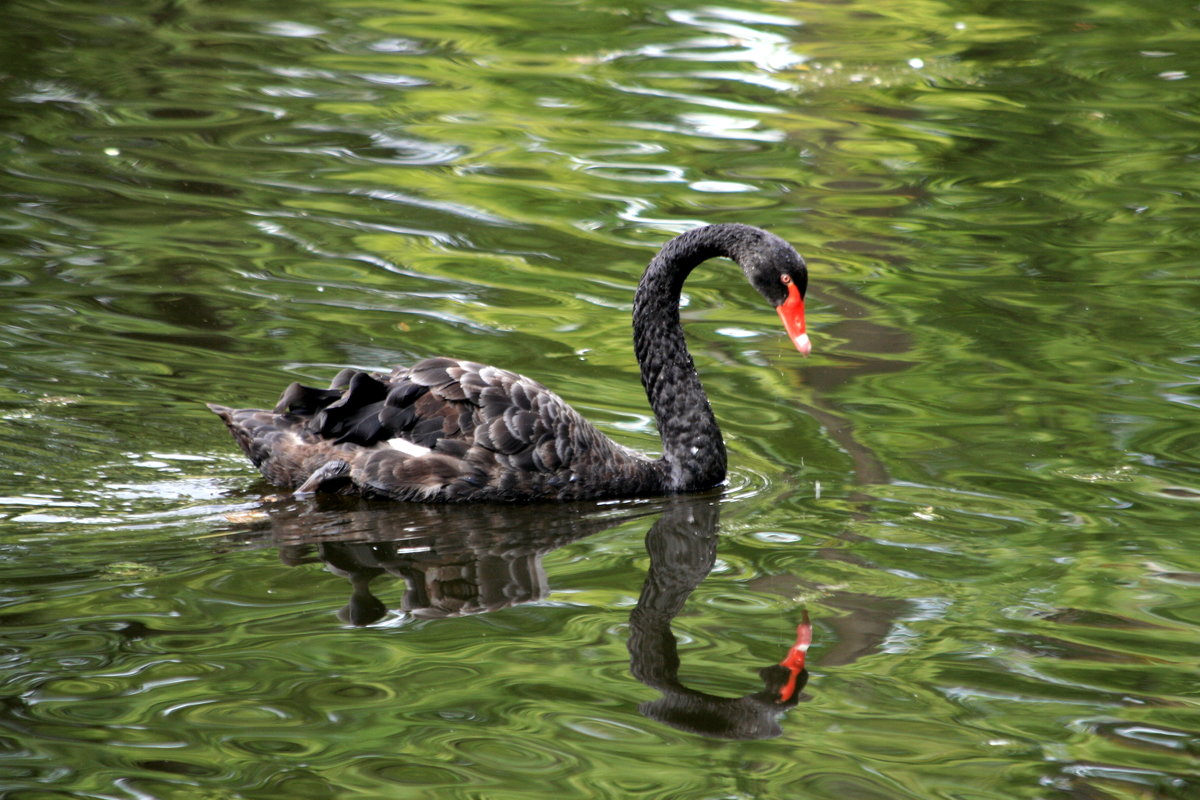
top-left (556, 713), bottom-right (663, 744)
top-left (350, 759), bottom-right (483, 792)
top-left (448, 736), bottom-right (568, 773)
top-left (161, 694), bottom-right (329, 734)
top-left (224, 736), bottom-right (325, 758)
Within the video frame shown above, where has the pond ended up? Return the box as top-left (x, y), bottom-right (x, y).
top-left (1, 0), bottom-right (1198, 797)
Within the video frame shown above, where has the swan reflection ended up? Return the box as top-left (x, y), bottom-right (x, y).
top-left (630, 497), bottom-right (810, 740)
top-left (228, 497), bottom-right (644, 623)
top-left (222, 495), bottom-right (810, 739)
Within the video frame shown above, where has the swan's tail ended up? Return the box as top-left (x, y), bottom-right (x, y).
top-left (208, 403), bottom-right (268, 466)
top-left (207, 401), bottom-right (326, 489)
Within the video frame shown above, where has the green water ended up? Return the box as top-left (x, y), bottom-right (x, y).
top-left (2, 0), bottom-right (1198, 797)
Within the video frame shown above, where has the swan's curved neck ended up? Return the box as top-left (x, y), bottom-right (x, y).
top-left (633, 226), bottom-right (740, 492)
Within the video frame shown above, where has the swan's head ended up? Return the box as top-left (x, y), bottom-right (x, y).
top-left (735, 227), bottom-right (810, 356)
top-left (648, 223), bottom-right (812, 356)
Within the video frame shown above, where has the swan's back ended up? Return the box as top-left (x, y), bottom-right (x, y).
top-left (210, 357), bottom-right (664, 502)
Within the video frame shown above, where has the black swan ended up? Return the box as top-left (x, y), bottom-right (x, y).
top-left (209, 223), bottom-right (810, 502)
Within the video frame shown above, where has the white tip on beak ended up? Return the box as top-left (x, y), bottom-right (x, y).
top-left (793, 332), bottom-right (811, 357)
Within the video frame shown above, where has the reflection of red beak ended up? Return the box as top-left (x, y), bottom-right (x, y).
top-left (777, 280), bottom-right (810, 356)
top-left (777, 610), bottom-right (812, 703)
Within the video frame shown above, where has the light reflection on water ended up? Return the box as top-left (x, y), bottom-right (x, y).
top-left (1, 0), bottom-right (1199, 797)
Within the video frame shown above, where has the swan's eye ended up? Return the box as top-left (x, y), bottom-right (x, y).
top-left (780, 274), bottom-right (792, 285)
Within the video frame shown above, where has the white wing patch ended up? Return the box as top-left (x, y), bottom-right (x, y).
top-left (387, 438), bottom-right (433, 457)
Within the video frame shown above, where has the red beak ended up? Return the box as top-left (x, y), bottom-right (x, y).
top-left (776, 280), bottom-right (810, 356)
top-left (777, 610), bottom-right (812, 702)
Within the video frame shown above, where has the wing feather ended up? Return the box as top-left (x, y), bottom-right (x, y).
top-left (214, 355), bottom-right (657, 501)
